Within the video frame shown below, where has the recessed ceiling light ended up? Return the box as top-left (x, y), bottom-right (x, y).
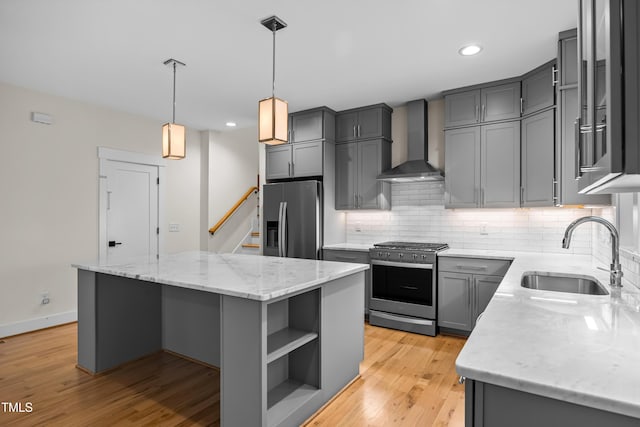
top-left (459, 44), bottom-right (482, 56)
top-left (226, 122), bottom-right (237, 127)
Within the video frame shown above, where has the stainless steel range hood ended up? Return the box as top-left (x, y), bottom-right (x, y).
top-left (377, 99), bottom-right (443, 182)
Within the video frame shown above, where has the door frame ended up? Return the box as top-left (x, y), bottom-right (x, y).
top-left (98, 147), bottom-right (167, 261)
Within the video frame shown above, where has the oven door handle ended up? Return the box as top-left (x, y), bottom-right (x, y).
top-left (371, 260), bottom-right (433, 269)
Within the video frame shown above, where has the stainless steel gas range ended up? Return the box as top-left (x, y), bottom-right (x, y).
top-left (369, 241), bottom-right (449, 336)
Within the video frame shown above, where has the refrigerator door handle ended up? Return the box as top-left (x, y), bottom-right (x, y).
top-left (277, 202), bottom-right (284, 257)
top-left (281, 201), bottom-right (288, 257)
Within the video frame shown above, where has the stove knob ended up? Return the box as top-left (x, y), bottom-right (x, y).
top-left (378, 251), bottom-right (383, 257)
top-left (422, 254), bottom-right (427, 259)
top-left (386, 252), bottom-right (390, 258)
top-left (413, 254), bottom-right (418, 260)
top-left (399, 253), bottom-right (403, 258)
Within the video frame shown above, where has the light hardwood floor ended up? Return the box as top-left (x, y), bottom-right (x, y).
top-left (0, 322), bottom-right (466, 426)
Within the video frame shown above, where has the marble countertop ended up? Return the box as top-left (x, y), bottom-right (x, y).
top-left (449, 249), bottom-right (640, 419)
top-left (323, 243), bottom-right (373, 252)
top-left (73, 251), bottom-right (369, 301)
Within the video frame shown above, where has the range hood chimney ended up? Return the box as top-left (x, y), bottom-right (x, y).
top-left (377, 99), bottom-right (444, 182)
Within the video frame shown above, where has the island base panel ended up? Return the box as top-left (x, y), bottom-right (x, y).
top-left (77, 271), bottom-right (162, 374)
top-left (162, 285), bottom-right (220, 367)
top-left (466, 379), bottom-right (639, 427)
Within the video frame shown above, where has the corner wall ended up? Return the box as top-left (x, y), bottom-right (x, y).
top-left (0, 82), bottom-right (201, 337)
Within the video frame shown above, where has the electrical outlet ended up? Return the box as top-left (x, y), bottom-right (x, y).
top-left (169, 223), bottom-right (180, 232)
top-left (41, 292), bottom-right (50, 305)
top-left (480, 223), bottom-right (489, 235)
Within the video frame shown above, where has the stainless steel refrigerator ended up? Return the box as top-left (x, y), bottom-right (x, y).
top-left (263, 180), bottom-right (322, 260)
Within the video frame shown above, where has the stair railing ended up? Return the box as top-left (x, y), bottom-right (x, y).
top-left (209, 186), bottom-right (259, 235)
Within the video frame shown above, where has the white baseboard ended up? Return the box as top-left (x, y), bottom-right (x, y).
top-left (0, 311), bottom-right (77, 339)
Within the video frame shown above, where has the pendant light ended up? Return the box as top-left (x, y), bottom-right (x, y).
top-left (258, 16), bottom-right (288, 145)
top-left (162, 58), bottom-right (187, 159)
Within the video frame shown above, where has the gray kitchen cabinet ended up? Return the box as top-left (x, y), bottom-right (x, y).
top-left (266, 145), bottom-right (293, 180)
top-left (482, 121), bottom-right (521, 207)
top-left (521, 108), bottom-right (556, 207)
top-left (266, 106), bottom-right (335, 182)
top-left (444, 127), bottom-right (480, 208)
top-left (438, 256), bottom-right (510, 334)
top-left (465, 380), bottom-right (639, 427)
top-left (444, 82), bottom-right (521, 128)
top-left (335, 104), bottom-right (392, 143)
top-left (444, 90), bottom-right (481, 128)
top-left (289, 107), bottom-right (336, 143)
top-left (444, 121), bottom-right (520, 208)
top-left (266, 140), bottom-right (324, 180)
top-left (521, 61), bottom-right (556, 116)
top-left (437, 271), bottom-right (472, 331)
top-left (481, 82), bottom-right (522, 122)
top-left (335, 139), bottom-right (391, 210)
top-left (555, 29), bottom-right (610, 206)
top-left (323, 248), bottom-right (371, 315)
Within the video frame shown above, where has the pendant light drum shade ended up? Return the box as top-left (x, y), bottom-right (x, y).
top-left (259, 96), bottom-right (288, 144)
top-left (259, 15), bottom-right (288, 145)
top-left (162, 122), bottom-right (186, 159)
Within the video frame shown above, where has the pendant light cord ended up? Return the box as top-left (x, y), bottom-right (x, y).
top-left (272, 22), bottom-right (276, 98)
top-left (172, 61), bottom-right (177, 123)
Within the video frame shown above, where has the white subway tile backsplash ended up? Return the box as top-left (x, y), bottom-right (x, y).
top-left (345, 182), bottom-right (593, 254)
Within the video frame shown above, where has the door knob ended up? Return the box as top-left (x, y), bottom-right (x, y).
top-left (108, 241), bottom-right (122, 247)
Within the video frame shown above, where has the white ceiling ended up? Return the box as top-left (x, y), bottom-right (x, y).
top-left (0, 0), bottom-right (578, 132)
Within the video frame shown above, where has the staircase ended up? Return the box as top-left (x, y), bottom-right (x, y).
top-left (233, 201), bottom-right (261, 255)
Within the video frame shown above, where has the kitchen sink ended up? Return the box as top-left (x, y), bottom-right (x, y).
top-left (521, 272), bottom-right (609, 295)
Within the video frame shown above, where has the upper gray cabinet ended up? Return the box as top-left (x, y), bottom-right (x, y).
top-left (335, 139), bottom-right (391, 210)
top-left (444, 82), bottom-right (521, 128)
top-left (265, 140), bottom-right (324, 180)
top-left (444, 121), bottom-right (520, 208)
top-left (576, 0), bottom-right (640, 194)
top-left (521, 61), bottom-right (556, 116)
top-left (289, 107), bottom-right (335, 143)
top-left (265, 107), bottom-right (335, 182)
top-left (556, 29), bottom-right (610, 206)
top-left (335, 104), bottom-right (392, 143)
top-left (521, 109), bottom-right (555, 207)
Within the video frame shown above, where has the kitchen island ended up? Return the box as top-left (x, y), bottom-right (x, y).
top-left (446, 249), bottom-right (640, 426)
top-left (73, 251), bottom-right (368, 427)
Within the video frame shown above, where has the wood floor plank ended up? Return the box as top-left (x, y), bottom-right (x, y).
top-left (0, 322), bottom-right (466, 426)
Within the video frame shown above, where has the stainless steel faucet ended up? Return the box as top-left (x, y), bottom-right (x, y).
top-left (562, 216), bottom-right (623, 288)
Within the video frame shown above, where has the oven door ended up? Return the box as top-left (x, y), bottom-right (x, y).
top-left (370, 260), bottom-right (436, 319)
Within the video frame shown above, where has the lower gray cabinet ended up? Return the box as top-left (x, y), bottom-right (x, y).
top-left (323, 248), bottom-right (371, 316)
top-left (438, 256), bottom-right (510, 334)
top-left (265, 141), bottom-right (323, 180)
top-left (465, 380), bottom-right (640, 427)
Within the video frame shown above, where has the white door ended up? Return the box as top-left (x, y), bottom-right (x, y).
top-left (104, 160), bottom-right (159, 261)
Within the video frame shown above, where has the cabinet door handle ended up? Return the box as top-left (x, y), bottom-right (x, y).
top-left (288, 162), bottom-right (291, 177)
top-left (467, 277), bottom-right (472, 308)
top-left (552, 179), bottom-right (558, 202)
top-left (574, 118), bottom-right (582, 179)
top-left (353, 125), bottom-right (357, 138)
top-left (552, 66), bottom-right (559, 86)
top-left (457, 265), bottom-right (488, 271)
top-left (481, 188), bottom-right (485, 206)
top-left (354, 193), bottom-right (358, 208)
top-left (520, 98), bottom-right (524, 115)
top-left (475, 105), bottom-right (479, 122)
top-left (521, 186), bottom-right (525, 204)
top-left (357, 125), bottom-right (361, 137)
top-left (481, 104), bottom-right (486, 121)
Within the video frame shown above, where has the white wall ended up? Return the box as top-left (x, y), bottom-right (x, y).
top-left (0, 82), bottom-right (201, 337)
top-left (205, 126), bottom-right (260, 252)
